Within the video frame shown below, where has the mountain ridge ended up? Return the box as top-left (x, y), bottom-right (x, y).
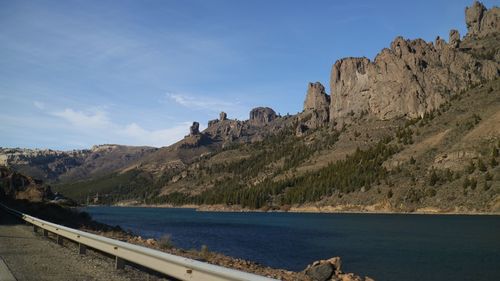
top-left (2, 1), bottom-right (499, 213)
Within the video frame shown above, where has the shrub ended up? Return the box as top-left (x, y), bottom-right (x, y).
top-left (200, 244), bottom-right (211, 260)
top-left (477, 159), bottom-right (487, 172)
top-left (158, 234), bottom-right (174, 250)
top-left (465, 160), bottom-right (476, 174)
top-left (409, 156), bottom-right (416, 165)
top-left (387, 189), bottom-right (393, 199)
top-left (463, 177), bottom-right (470, 189)
top-left (426, 188), bottom-right (437, 197)
top-left (472, 114), bottom-right (481, 125)
top-left (429, 169), bottom-right (439, 186)
top-left (470, 178), bottom-right (477, 190)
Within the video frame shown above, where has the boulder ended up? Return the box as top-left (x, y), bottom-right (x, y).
top-left (249, 107), bottom-right (277, 126)
top-left (189, 122), bottom-right (200, 135)
top-left (305, 262), bottom-right (334, 281)
top-left (327, 257), bottom-right (342, 273)
top-left (304, 257), bottom-right (372, 281)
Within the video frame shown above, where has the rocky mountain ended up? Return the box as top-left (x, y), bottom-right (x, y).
top-left (0, 145), bottom-right (157, 183)
top-left (4, 2), bottom-right (500, 213)
top-left (327, 2), bottom-right (498, 127)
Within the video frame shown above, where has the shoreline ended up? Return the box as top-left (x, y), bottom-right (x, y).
top-left (96, 202), bottom-right (500, 216)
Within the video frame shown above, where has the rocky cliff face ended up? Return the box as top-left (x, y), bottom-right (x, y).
top-left (183, 1), bottom-right (498, 144)
top-left (188, 107), bottom-right (290, 147)
top-left (466, 1), bottom-right (499, 38)
top-left (329, 2), bottom-right (499, 126)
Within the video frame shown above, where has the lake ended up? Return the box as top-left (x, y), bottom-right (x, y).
top-left (84, 206), bottom-right (500, 281)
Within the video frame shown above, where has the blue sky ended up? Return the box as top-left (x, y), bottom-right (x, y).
top-left (0, 0), bottom-right (496, 149)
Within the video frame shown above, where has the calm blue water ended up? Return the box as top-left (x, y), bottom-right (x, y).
top-left (84, 206), bottom-right (500, 281)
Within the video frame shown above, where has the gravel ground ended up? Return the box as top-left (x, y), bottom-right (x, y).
top-left (0, 210), bottom-right (170, 281)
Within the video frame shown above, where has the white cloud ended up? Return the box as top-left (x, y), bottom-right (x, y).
top-left (50, 107), bottom-right (191, 147)
top-left (33, 101), bottom-right (45, 109)
top-left (52, 108), bottom-right (112, 129)
top-left (167, 92), bottom-right (238, 111)
top-left (121, 122), bottom-right (192, 147)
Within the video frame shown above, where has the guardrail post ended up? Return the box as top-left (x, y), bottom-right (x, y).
top-left (57, 235), bottom-right (64, 245)
top-left (43, 229), bottom-right (49, 237)
top-left (33, 225), bottom-right (38, 233)
top-left (115, 256), bottom-right (125, 270)
top-left (79, 244), bottom-right (87, 255)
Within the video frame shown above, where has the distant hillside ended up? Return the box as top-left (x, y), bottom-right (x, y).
top-left (0, 144), bottom-right (157, 182)
top-left (5, 2), bottom-right (500, 213)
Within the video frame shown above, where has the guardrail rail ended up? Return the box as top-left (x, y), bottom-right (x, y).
top-left (0, 203), bottom-right (278, 281)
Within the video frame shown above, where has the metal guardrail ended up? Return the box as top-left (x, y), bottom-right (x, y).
top-left (0, 203), bottom-right (279, 281)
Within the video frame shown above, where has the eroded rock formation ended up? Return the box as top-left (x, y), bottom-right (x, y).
top-left (304, 82), bottom-right (330, 111)
top-left (249, 107), bottom-right (277, 126)
top-left (466, 1), bottom-right (499, 38)
top-left (329, 2), bottom-right (499, 126)
top-left (219, 111), bottom-right (227, 121)
top-left (449, 29), bottom-right (460, 48)
top-left (297, 82), bottom-right (331, 134)
top-left (189, 122), bottom-right (200, 136)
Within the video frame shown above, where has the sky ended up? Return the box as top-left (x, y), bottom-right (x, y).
top-left (0, 0), bottom-right (497, 150)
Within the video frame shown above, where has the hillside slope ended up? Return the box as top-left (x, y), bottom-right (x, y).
top-left (5, 2), bottom-right (500, 213)
top-left (0, 145), bottom-right (157, 183)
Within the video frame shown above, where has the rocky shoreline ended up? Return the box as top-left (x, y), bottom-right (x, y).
top-left (111, 201), bottom-right (500, 216)
top-left (87, 226), bottom-right (374, 281)
top-left (0, 198), bottom-right (372, 281)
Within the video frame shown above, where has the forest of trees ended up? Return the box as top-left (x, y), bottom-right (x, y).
top-left (156, 137), bottom-right (398, 209)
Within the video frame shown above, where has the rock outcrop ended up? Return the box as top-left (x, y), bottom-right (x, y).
top-left (304, 82), bottom-right (330, 111)
top-left (205, 118), bottom-right (243, 142)
top-left (329, 2), bottom-right (499, 126)
top-left (0, 166), bottom-right (74, 205)
top-left (189, 122), bottom-right (200, 136)
top-left (304, 257), bottom-right (374, 281)
top-left (465, 1), bottom-right (499, 38)
top-left (249, 107), bottom-right (277, 126)
top-left (449, 29), bottom-right (460, 48)
top-left (203, 107), bottom-right (291, 144)
top-left (297, 82), bottom-right (331, 134)
top-left (219, 112), bottom-right (227, 121)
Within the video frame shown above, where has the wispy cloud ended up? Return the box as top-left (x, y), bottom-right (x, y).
top-left (33, 101), bottom-right (45, 110)
top-left (50, 107), bottom-right (191, 147)
top-left (52, 108), bottom-right (112, 129)
top-left (166, 92), bottom-right (239, 111)
top-left (121, 122), bottom-right (192, 147)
